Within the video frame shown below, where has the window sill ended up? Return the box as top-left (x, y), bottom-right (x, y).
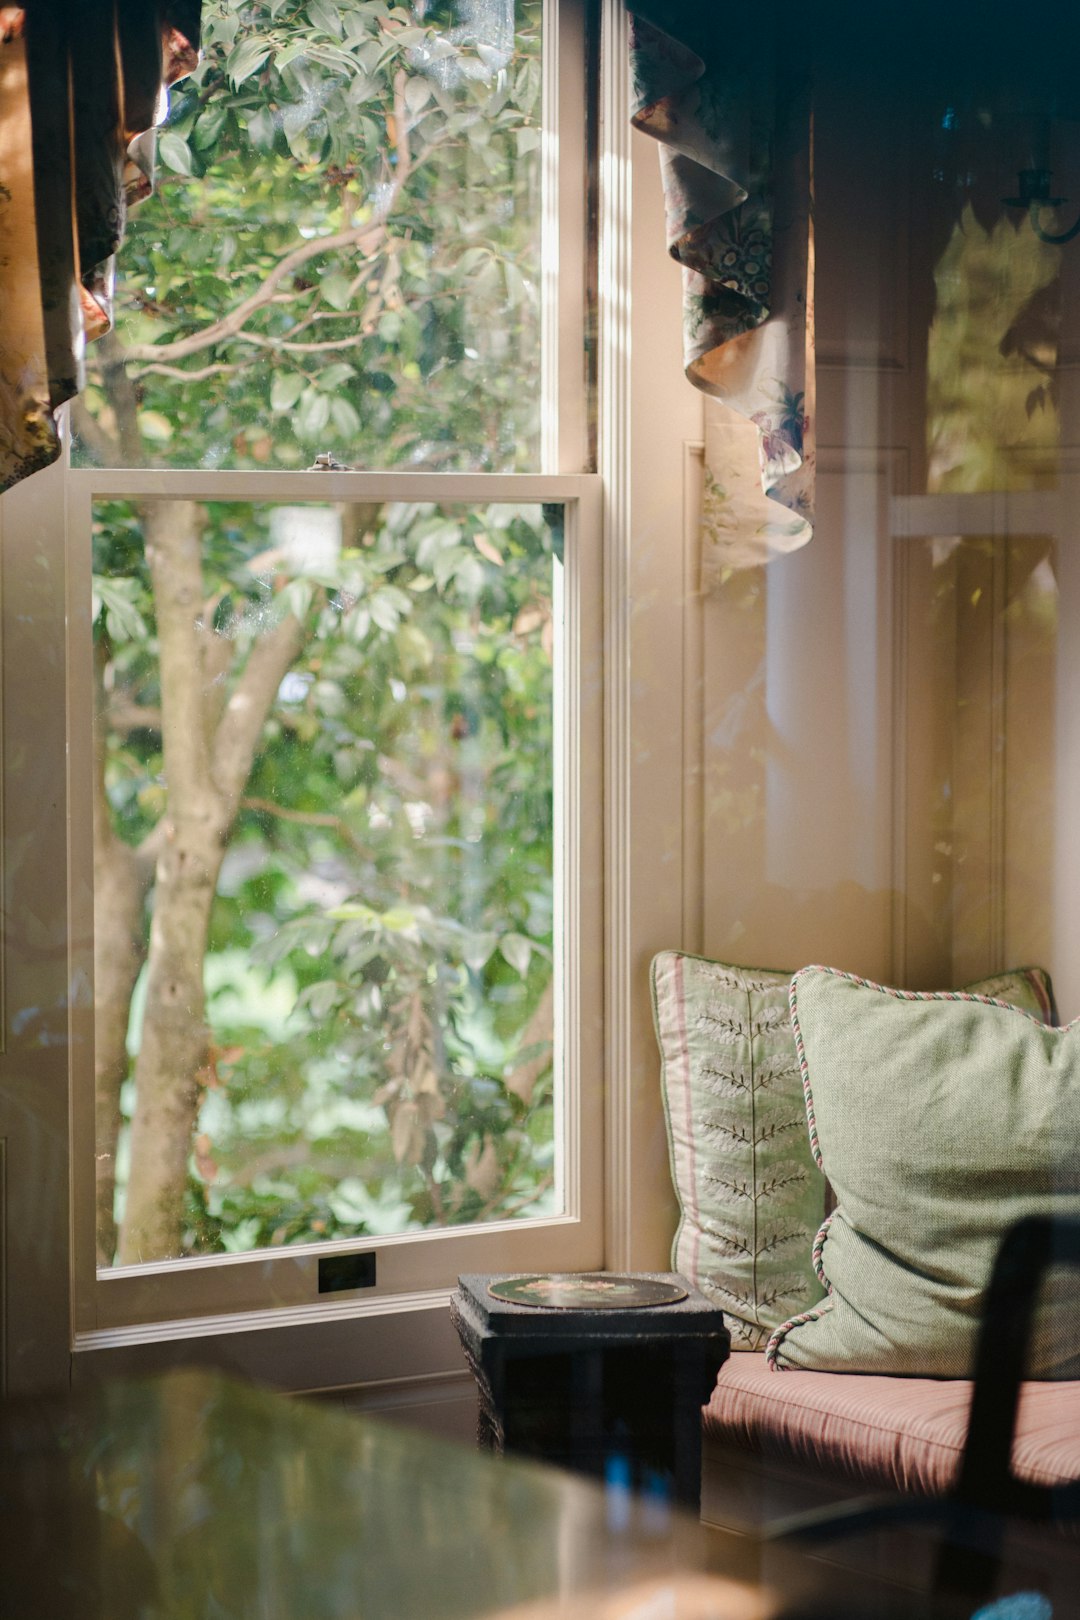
top-left (71, 1286), bottom-right (463, 1393)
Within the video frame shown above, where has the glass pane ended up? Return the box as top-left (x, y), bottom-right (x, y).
top-left (93, 498), bottom-right (561, 1267)
top-left (73, 1), bottom-right (541, 474)
top-left (701, 50), bottom-right (1080, 1018)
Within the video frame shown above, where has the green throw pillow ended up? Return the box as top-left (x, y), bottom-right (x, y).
top-left (651, 953), bottom-right (1056, 1352)
top-left (768, 965), bottom-right (1077, 1377)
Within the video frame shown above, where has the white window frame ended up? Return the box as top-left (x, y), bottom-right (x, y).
top-left (67, 468), bottom-right (603, 1346)
top-left (57, 0), bottom-right (611, 1383)
top-left (0, 0), bottom-right (703, 1401)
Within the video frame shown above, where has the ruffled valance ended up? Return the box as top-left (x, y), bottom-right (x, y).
top-left (0, 3), bottom-right (201, 493)
top-left (628, 7), bottom-right (815, 576)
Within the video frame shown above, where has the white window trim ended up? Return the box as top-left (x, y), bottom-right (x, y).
top-left (67, 468), bottom-right (604, 1353)
top-left (53, 0), bottom-right (616, 1385)
top-left (18, 0), bottom-right (697, 1396)
top-left (0, 0), bottom-right (774, 1398)
top-left (598, 0), bottom-right (634, 1272)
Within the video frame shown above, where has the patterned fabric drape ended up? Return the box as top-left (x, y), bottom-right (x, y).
top-left (0, 3), bottom-right (201, 493)
top-left (628, 8), bottom-right (815, 577)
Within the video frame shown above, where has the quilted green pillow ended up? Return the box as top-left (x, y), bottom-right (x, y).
top-left (768, 966), bottom-right (1078, 1377)
top-left (651, 954), bottom-right (1056, 1352)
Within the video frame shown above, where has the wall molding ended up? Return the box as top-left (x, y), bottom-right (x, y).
top-left (599, 0), bottom-right (633, 1271)
top-left (0, 1139), bottom-right (6, 1396)
top-left (0, 561), bottom-right (6, 1056)
top-left (681, 443), bottom-right (705, 955)
top-left (820, 445), bottom-right (910, 985)
top-left (73, 1285), bottom-right (457, 1354)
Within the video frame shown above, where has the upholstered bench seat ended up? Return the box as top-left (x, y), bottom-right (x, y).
top-left (705, 1352), bottom-right (1080, 1497)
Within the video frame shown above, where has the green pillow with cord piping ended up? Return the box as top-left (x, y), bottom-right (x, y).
top-left (650, 953), bottom-right (1057, 1352)
top-left (768, 965), bottom-right (1078, 1377)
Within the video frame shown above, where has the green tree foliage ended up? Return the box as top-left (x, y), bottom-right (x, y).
top-left (76, 0), bottom-right (541, 473)
top-left (83, 1), bottom-right (555, 1265)
top-left (927, 206), bottom-right (1060, 494)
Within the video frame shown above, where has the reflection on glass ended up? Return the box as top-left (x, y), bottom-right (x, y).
top-left (697, 76), bottom-right (1080, 1024)
top-left (94, 499), bottom-right (559, 1267)
top-left (73, 1), bottom-right (541, 474)
top-left (921, 201), bottom-right (1062, 989)
top-left (927, 204), bottom-right (1060, 495)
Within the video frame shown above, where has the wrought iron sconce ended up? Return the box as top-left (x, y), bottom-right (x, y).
top-left (1003, 168), bottom-right (1080, 244)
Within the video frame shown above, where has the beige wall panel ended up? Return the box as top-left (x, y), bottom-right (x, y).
top-left (1002, 538), bottom-right (1057, 983)
top-left (897, 523), bottom-right (1066, 1001)
top-left (0, 459), bottom-right (71, 1394)
top-left (701, 451), bottom-right (903, 984)
top-left (949, 539), bottom-right (1004, 985)
top-left (1052, 518), bottom-right (1080, 1024)
top-left (620, 127), bottom-right (703, 1269)
top-left (897, 539), bottom-right (958, 990)
top-left (1050, 239), bottom-right (1080, 1024)
top-left (814, 75), bottom-right (910, 375)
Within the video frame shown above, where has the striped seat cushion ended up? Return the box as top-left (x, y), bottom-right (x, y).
top-left (705, 1352), bottom-right (1080, 1496)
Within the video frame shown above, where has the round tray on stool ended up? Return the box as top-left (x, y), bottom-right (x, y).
top-left (450, 1271), bottom-right (730, 1510)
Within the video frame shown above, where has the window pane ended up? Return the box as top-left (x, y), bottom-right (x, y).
top-left (73, 1), bottom-right (541, 475)
top-left (701, 56), bottom-right (1080, 1016)
top-left (93, 498), bottom-right (561, 1267)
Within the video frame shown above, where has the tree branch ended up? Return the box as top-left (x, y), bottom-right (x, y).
top-left (210, 610), bottom-right (307, 812)
top-left (129, 360), bottom-right (248, 383)
top-left (135, 817), bottom-right (169, 878)
top-left (70, 396), bottom-right (120, 466)
top-left (106, 699), bottom-right (162, 734)
top-left (119, 218), bottom-right (388, 364)
top-left (218, 1143), bottom-right (380, 1190)
top-left (143, 501), bottom-right (213, 810)
top-left (477, 1171), bottom-right (554, 1225)
top-left (99, 328), bottom-right (146, 464)
top-left (392, 68), bottom-right (411, 188)
top-left (503, 976), bottom-right (554, 1105)
top-left (239, 795), bottom-right (371, 858)
top-left (228, 329), bottom-right (374, 355)
top-left (199, 617), bottom-right (235, 740)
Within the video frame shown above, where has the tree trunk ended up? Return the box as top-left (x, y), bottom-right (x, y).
top-left (117, 501), bottom-right (306, 1264)
top-left (93, 841), bottom-right (147, 1264)
top-left (93, 637), bottom-right (153, 1263)
top-left (116, 799), bottom-right (223, 1262)
top-left (81, 338), bottom-right (159, 1263)
top-left (117, 502), bottom-right (220, 1262)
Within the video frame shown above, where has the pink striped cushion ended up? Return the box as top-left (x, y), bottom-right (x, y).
top-left (705, 1352), bottom-right (1080, 1496)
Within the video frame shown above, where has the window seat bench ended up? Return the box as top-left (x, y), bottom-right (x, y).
top-left (704, 1352), bottom-right (1080, 1502)
top-left (697, 1349), bottom-right (1080, 1614)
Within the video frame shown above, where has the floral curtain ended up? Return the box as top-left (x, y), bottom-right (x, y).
top-left (628, 6), bottom-right (815, 577)
top-left (0, 3), bottom-right (201, 494)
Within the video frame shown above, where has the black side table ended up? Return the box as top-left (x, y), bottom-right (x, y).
top-left (450, 1273), bottom-right (729, 1509)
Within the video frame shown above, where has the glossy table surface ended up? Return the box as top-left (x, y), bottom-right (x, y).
top-left (3, 1367), bottom-right (1065, 1620)
top-left (0, 1369), bottom-right (771, 1620)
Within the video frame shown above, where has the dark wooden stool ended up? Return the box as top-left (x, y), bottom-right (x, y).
top-left (450, 1272), bottom-right (729, 1509)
